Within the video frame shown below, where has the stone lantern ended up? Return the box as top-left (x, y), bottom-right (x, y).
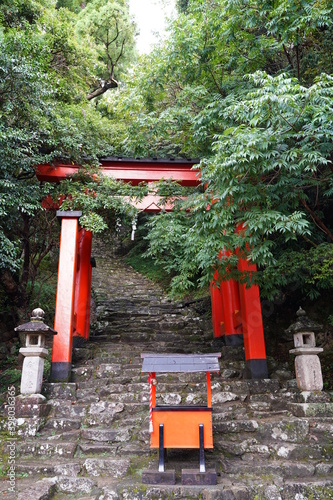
top-left (287, 307), bottom-right (323, 391)
top-left (15, 308), bottom-right (57, 395)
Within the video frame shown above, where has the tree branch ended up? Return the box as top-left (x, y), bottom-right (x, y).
top-left (283, 44), bottom-right (294, 68)
top-left (300, 198), bottom-right (333, 241)
top-left (87, 78), bottom-right (118, 100)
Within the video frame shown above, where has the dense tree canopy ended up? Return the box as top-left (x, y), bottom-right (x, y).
top-left (0, 0), bottom-right (333, 320)
top-left (104, 0), bottom-right (333, 299)
top-left (0, 0), bottom-right (138, 313)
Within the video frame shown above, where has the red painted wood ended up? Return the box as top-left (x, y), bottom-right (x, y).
top-left (235, 223), bottom-right (266, 361)
top-left (36, 160), bottom-right (200, 186)
top-left (127, 194), bottom-right (180, 212)
top-left (84, 256), bottom-right (93, 340)
top-left (151, 409), bottom-right (213, 449)
top-left (219, 250), bottom-right (242, 338)
top-left (221, 278), bottom-right (242, 336)
top-left (210, 274), bottom-right (225, 338)
top-left (152, 372), bottom-right (156, 408)
top-left (73, 229), bottom-right (92, 341)
top-left (52, 216), bottom-right (79, 364)
top-left (206, 372), bottom-right (212, 408)
top-left (237, 257), bottom-right (267, 361)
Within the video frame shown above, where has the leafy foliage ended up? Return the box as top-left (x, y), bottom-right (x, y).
top-left (76, 0), bottom-right (137, 99)
top-left (104, 0), bottom-right (333, 300)
top-left (0, 0), bottom-right (138, 316)
top-left (1, 0), bottom-right (333, 320)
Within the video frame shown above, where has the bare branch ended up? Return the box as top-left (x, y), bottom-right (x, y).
top-left (300, 198), bottom-right (333, 241)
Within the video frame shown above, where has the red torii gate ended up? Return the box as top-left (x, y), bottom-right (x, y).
top-left (36, 157), bottom-right (268, 382)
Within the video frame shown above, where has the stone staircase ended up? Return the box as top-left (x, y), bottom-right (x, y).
top-left (1, 238), bottom-right (333, 499)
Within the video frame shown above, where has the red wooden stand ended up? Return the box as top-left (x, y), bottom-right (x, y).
top-left (141, 353), bottom-right (220, 485)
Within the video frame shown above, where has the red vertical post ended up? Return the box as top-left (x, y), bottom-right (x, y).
top-left (220, 278), bottom-right (243, 345)
top-left (210, 272), bottom-right (225, 338)
top-left (152, 372), bottom-right (156, 408)
top-left (73, 229), bottom-right (93, 348)
top-left (84, 258), bottom-right (93, 340)
top-left (206, 372), bottom-right (212, 408)
top-left (237, 256), bottom-right (268, 379)
top-left (219, 249), bottom-right (243, 346)
top-left (51, 211), bottom-right (81, 382)
top-left (211, 250), bottom-right (243, 345)
top-left (84, 257), bottom-right (96, 340)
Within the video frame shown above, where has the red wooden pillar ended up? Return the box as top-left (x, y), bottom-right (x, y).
top-left (73, 229), bottom-right (93, 348)
top-left (237, 256), bottom-right (268, 379)
top-left (50, 211), bottom-right (81, 382)
top-left (84, 256), bottom-right (95, 340)
top-left (219, 250), bottom-right (243, 346)
top-left (210, 271), bottom-right (225, 338)
top-left (210, 252), bottom-right (243, 345)
top-left (220, 278), bottom-right (243, 346)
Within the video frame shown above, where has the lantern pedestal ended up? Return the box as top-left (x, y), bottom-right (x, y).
top-left (290, 347), bottom-right (324, 392)
top-left (19, 347), bottom-right (48, 395)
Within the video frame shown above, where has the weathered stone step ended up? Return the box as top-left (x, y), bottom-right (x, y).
top-left (50, 400), bottom-right (87, 418)
top-left (213, 419), bottom-right (260, 434)
top-left (73, 367), bottom-right (216, 384)
top-left (216, 436), bottom-right (333, 461)
top-left (288, 402), bottom-right (333, 417)
top-left (75, 379), bottom-right (208, 393)
top-left (220, 458), bottom-right (333, 480)
top-left (72, 363), bottom-right (122, 381)
top-left (80, 428), bottom-right (119, 442)
top-left (77, 390), bottom-right (207, 405)
top-left (16, 459), bottom-right (82, 477)
top-left (17, 475), bottom-right (98, 499)
top-left (251, 409), bottom-right (291, 419)
top-left (42, 418), bottom-right (82, 432)
top-left (77, 442), bottom-right (116, 456)
top-left (220, 379), bottom-right (281, 395)
top-left (17, 440), bottom-right (78, 458)
top-left (43, 383), bottom-right (77, 401)
top-left (95, 309), bottom-right (187, 319)
top-left (94, 314), bottom-right (202, 325)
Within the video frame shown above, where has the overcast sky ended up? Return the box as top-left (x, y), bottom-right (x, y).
top-left (129, 0), bottom-right (176, 54)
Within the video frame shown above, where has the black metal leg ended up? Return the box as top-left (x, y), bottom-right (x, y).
top-left (158, 424), bottom-right (165, 472)
top-left (199, 424), bottom-right (205, 473)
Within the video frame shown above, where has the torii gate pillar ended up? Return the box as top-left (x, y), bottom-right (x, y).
top-left (210, 251), bottom-right (243, 346)
top-left (73, 228), bottom-right (93, 348)
top-left (238, 257), bottom-right (268, 379)
top-left (210, 271), bottom-right (225, 338)
top-left (50, 211), bottom-right (81, 382)
top-left (210, 252), bottom-right (268, 378)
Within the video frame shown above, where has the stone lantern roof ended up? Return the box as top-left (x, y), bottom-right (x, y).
top-left (14, 308), bottom-right (57, 336)
top-left (285, 307), bottom-right (322, 335)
